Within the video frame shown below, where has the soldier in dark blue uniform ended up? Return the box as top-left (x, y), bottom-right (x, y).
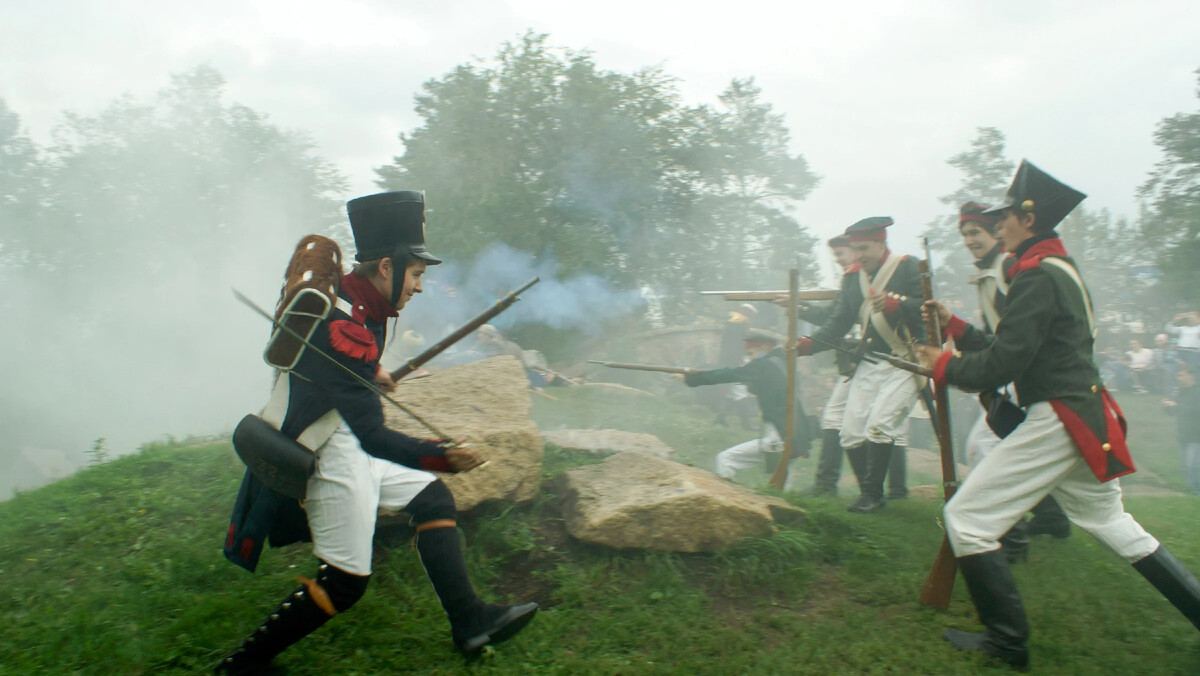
top-left (684, 332), bottom-right (813, 488)
top-left (916, 162), bottom-right (1200, 669)
top-left (216, 192), bottom-right (537, 674)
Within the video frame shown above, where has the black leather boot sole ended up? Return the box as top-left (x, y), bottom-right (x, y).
top-left (943, 629), bottom-right (1030, 671)
top-left (456, 602), bottom-right (540, 659)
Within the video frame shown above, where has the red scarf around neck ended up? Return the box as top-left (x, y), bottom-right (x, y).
top-left (339, 272), bottom-right (399, 323)
top-left (1004, 238), bottom-right (1069, 281)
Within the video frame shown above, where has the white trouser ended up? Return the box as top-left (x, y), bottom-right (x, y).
top-left (840, 359), bottom-right (920, 448)
top-left (305, 425), bottom-right (438, 575)
top-left (965, 410), bottom-right (1002, 468)
top-left (820, 377), bottom-right (852, 430)
top-left (714, 423), bottom-right (800, 490)
top-left (945, 402), bottom-right (1160, 561)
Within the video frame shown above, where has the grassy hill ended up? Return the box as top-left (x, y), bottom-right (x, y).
top-left (1, 386), bottom-right (1198, 674)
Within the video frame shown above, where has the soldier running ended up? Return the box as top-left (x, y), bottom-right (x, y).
top-left (216, 191), bottom-right (537, 674)
top-left (915, 161), bottom-right (1200, 670)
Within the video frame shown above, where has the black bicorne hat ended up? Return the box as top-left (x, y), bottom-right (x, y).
top-left (983, 160), bottom-right (1086, 231)
top-left (346, 190), bottom-right (442, 265)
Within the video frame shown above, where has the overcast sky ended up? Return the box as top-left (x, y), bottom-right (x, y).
top-left (4, 0), bottom-right (1198, 255)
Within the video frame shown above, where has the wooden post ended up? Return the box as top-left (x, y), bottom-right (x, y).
top-left (769, 268), bottom-right (800, 490)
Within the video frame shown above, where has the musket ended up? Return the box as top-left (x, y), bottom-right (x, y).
top-left (806, 333), bottom-right (883, 365)
top-left (917, 238), bottom-right (960, 611)
top-left (233, 288), bottom-right (452, 441)
top-left (390, 277), bottom-right (540, 381)
top-left (701, 290), bottom-right (838, 302)
top-left (587, 360), bottom-right (697, 375)
top-left (529, 364), bottom-right (581, 386)
top-left (768, 269), bottom-right (801, 490)
top-left (867, 351), bottom-right (933, 378)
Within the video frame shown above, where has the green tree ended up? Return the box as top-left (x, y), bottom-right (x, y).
top-left (0, 67), bottom-right (349, 468)
top-left (678, 78), bottom-right (820, 301)
top-left (1059, 206), bottom-right (1156, 346)
top-left (1139, 68), bottom-right (1200, 308)
top-left (377, 33), bottom-right (819, 326)
top-left (0, 99), bottom-right (44, 273)
top-left (920, 127), bottom-right (1014, 308)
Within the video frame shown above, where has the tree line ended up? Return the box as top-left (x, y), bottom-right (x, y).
top-left (1, 37), bottom-right (1196, 343)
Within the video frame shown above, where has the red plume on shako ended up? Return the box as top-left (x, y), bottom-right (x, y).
top-left (264, 234), bottom-right (344, 371)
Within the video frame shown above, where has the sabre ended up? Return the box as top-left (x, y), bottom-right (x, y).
top-left (233, 288), bottom-right (453, 441)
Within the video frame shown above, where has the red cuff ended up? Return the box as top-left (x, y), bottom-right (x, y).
top-left (796, 337), bottom-right (812, 356)
top-left (943, 314), bottom-right (967, 342)
top-left (933, 350), bottom-right (954, 387)
top-left (883, 297), bottom-right (899, 314)
top-left (419, 455), bottom-right (452, 473)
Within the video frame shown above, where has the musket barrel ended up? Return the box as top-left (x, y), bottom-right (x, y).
top-left (587, 360), bottom-right (695, 374)
top-left (701, 290), bottom-right (837, 302)
top-left (868, 351), bottom-right (933, 378)
top-left (390, 276), bottom-right (541, 381)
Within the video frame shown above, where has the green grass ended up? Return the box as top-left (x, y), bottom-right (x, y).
top-left (0, 389), bottom-right (1197, 674)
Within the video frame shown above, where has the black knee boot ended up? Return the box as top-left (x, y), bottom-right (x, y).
top-left (416, 524), bottom-right (539, 658)
top-left (1000, 519), bottom-right (1030, 564)
top-left (844, 444), bottom-right (867, 491)
top-left (1132, 545), bottom-right (1200, 631)
top-left (803, 429), bottom-right (843, 496)
top-left (1027, 495), bottom-right (1070, 539)
top-left (215, 562), bottom-right (366, 674)
top-left (944, 550), bottom-right (1030, 670)
top-left (887, 445), bottom-right (908, 499)
top-left (847, 441), bottom-right (892, 513)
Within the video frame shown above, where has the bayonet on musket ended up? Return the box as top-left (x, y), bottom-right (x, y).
top-left (587, 360), bottom-right (697, 375)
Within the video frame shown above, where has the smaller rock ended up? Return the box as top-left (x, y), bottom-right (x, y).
top-left (542, 429), bottom-right (675, 459)
top-left (560, 452), bottom-right (804, 553)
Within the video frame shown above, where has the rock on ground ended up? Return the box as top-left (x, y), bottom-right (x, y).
top-left (381, 355), bottom-right (541, 512)
top-left (542, 429), bottom-right (675, 459)
top-left (560, 452), bottom-right (804, 552)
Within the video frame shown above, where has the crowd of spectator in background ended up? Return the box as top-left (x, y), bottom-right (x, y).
top-left (1095, 311), bottom-right (1200, 496)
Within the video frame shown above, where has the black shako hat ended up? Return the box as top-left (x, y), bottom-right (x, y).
top-left (827, 234), bottom-right (852, 248)
top-left (346, 190), bottom-right (443, 265)
top-left (846, 217), bottom-right (893, 242)
top-left (983, 160), bottom-right (1086, 231)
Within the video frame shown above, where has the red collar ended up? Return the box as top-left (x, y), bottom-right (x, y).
top-left (844, 263), bottom-right (861, 274)
top-left (339, 272), bottom-right (399, 323)
top-left (1004, 238), bottom-right (1069, 281)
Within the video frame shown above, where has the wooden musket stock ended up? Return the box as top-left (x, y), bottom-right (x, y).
top-left (917, 246), bottom-right (960, 611)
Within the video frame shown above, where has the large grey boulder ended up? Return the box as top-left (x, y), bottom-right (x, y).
top-left (542, 429), bottom-right (675, 459)
top-left (381, 355), bottom-right (541, 511)
top-left (559, 452), bottom-right (804, 552)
